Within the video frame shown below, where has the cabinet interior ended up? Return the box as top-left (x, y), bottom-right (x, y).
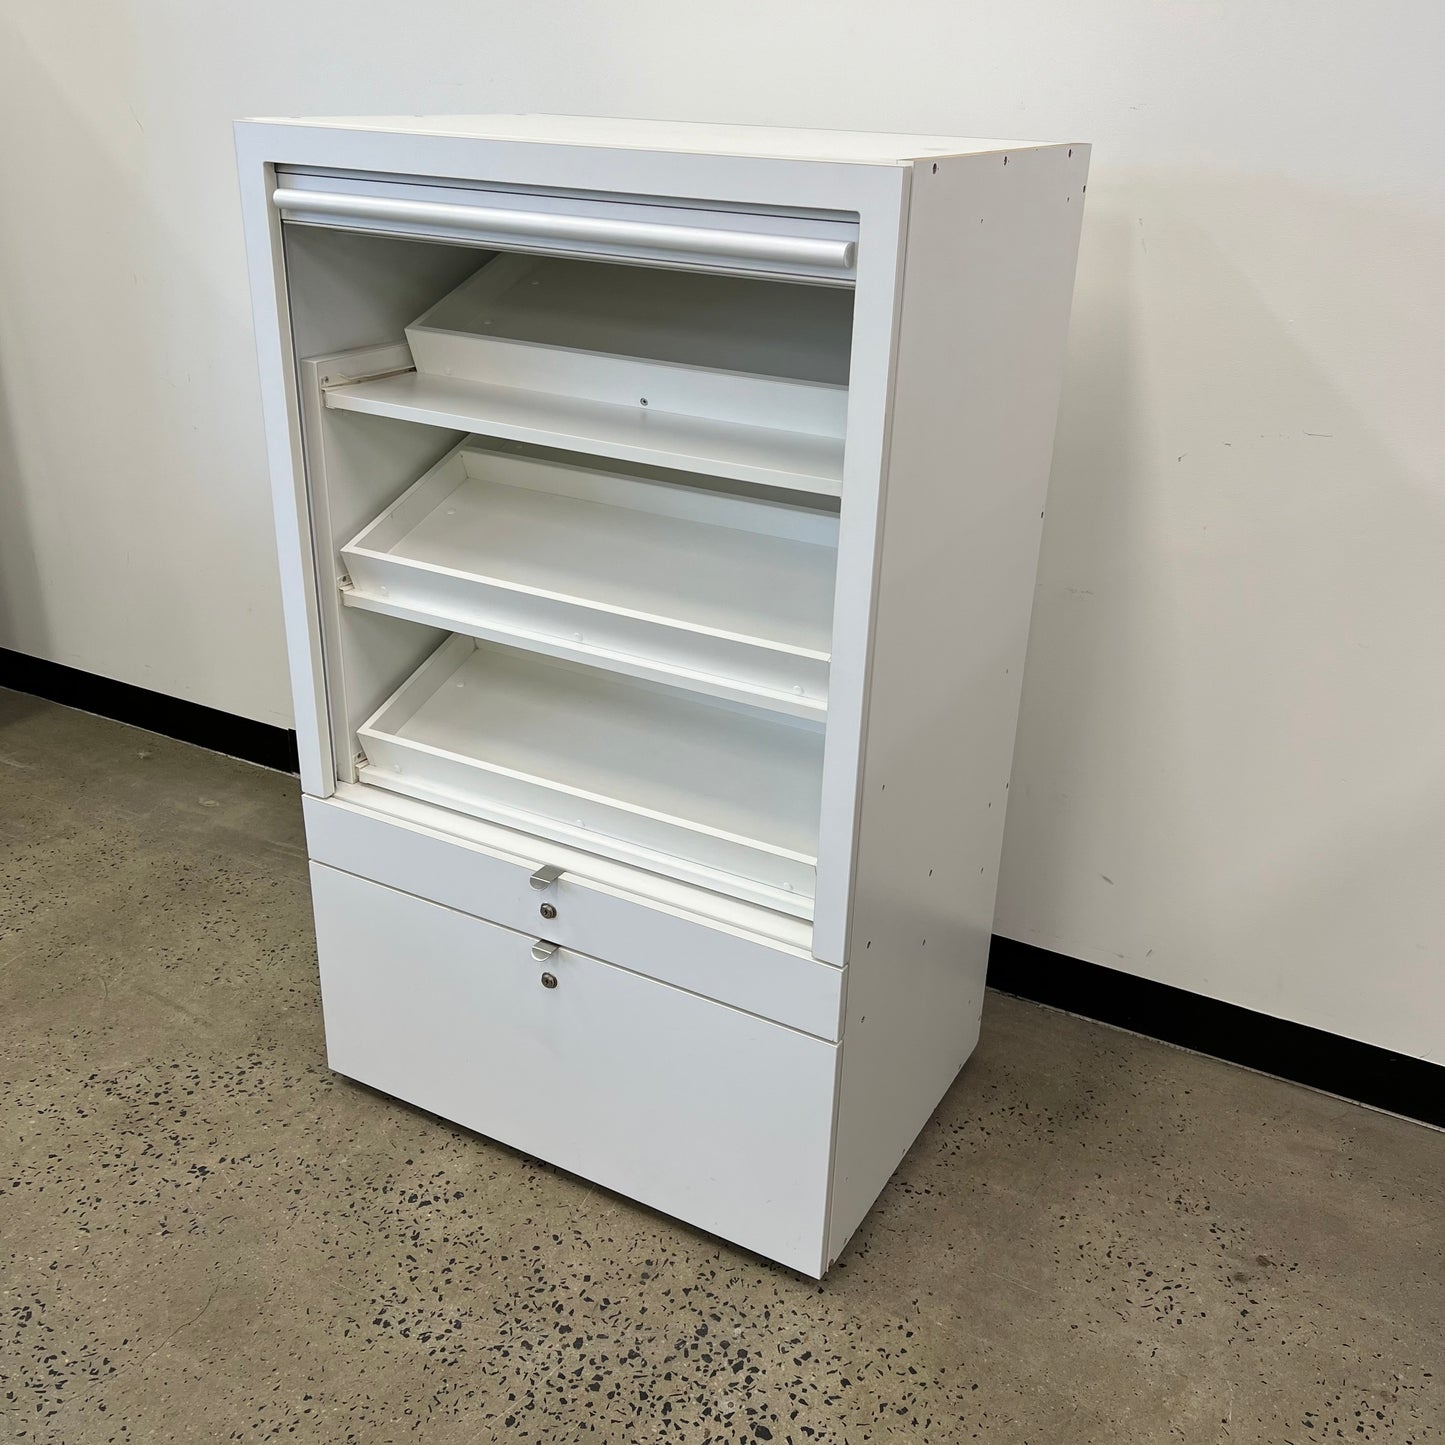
top-left (284, 220), bottom-right (856, 918)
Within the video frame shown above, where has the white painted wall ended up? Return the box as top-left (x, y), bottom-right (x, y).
top-left (1, 2), bottom-right (1440, 1058)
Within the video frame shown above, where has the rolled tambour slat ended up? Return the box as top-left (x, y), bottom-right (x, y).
top-left (272, 187), bottom-right (857, 271)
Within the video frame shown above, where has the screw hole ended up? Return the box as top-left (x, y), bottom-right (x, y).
top-left (866, 940), bottom-right (872, 949)
top-left (639, 397), bottom-right (648, 406)
top-left (1003, 155), bottom-right (1008, 166)
top-left (932, 162), bottom-right (938, 173)
top-left (1068, 148), bottom-right (1073, 157)
top-left (928, 868), bottom-right (933, 877)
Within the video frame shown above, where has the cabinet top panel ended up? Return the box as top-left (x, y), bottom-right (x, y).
top-left (240, 113), bottom-right (1075, 165)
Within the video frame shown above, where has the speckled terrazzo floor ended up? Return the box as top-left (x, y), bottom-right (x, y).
top-left (1, 688), bottom-right (1441, 1445)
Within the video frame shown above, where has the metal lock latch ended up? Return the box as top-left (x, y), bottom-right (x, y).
top-left (529, 864), bottom-right (563, 890)
top-left (533, 938), bottom-right (559, 989)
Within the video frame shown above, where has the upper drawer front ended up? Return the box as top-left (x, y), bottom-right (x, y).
top-left (273, 168), bottom-right (858, 284)
top-left (310, 862), bottom-right (836, 1274)
top-left (302, 793), bottom-right (844, 1040)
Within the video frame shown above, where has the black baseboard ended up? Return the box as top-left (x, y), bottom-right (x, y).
top-left (988, 936), bottom-right (1443, 1129)
top-left (1, 647), bottom-right (299, 774)
top-left (3, 649), bottom-right (1436, 1128)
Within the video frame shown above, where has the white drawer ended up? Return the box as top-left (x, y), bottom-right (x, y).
top-left (303, 791), bottom-right (845, 1038)
top-left (310, 863), bottom-right (838, 1274)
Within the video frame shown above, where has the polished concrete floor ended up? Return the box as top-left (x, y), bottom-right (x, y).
top-left (1, 687), bottom-right (1440, 1445)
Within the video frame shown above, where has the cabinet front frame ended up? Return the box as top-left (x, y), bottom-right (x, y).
top-left (237, 122), bottom-right (912, 964)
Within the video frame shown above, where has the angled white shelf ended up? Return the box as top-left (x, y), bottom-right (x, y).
top-left (323, 370), bottom-right (846, 495)
top-left (340, 440), bottom-right (836, 718)
top-left (357, 636), bottom-right (824, 907)
top-left (325, 250), bottom-right (852, 496)
top-left (408, 254), bottom-right (852, 436)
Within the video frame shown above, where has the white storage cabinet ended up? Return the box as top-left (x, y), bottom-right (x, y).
top-left (237, 115), bottom-right (1088, 1276)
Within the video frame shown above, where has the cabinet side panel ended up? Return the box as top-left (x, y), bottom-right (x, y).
top-left (828, 145), bottom-right (1090, 1263)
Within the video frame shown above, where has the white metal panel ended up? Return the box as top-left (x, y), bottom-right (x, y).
top-left (236, 154), bottom-right (332, 794)
top-left (253, 115), bottom-right (1049, 165)
top-left (826, 145), bottom-right (1090, 1265)
top-left (808, 171), bottom-right (912, 964)
top-left (310, 863), bottom-right (837, 1273)
top-left (281, 225), bottom-right (486, 364)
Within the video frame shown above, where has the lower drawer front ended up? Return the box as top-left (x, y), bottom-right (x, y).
top-left (310, 863), bottom-right (838, 1274)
